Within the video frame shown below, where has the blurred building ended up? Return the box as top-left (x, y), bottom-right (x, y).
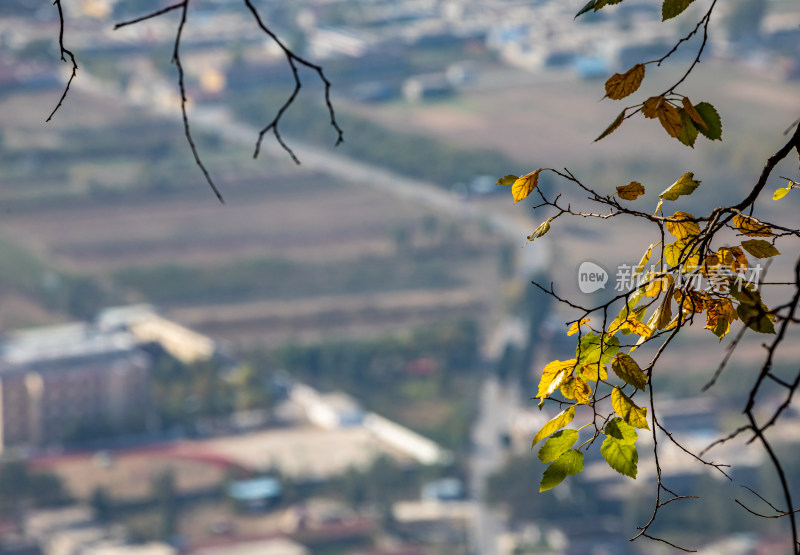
top-left (0, 321), bottom-right (150, 451)
top-left (0, 305), bottom-right (218, 452)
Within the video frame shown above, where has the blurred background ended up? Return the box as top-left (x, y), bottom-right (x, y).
top-left (0, 0), bottom-right (799, 553)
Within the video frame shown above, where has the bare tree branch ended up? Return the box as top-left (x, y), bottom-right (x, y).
top-left (46, 0), bottom-right (78, 123)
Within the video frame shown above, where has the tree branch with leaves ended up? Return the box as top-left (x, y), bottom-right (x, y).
top-left (500, 0), bottom-right (800, 552)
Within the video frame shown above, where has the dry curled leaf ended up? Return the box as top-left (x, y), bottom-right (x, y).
top-left (605, 64), bottom-right (646, 100)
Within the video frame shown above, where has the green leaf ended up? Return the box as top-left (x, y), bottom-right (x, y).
top-left (539, 449), bottom-right (584, 492)
top-left (595, 109), bottom-right (627, 142)
top-left (659, 172), bottom-right (701, 201)
top-left (604, 417), bottom-right (638, 445)
top-left (611, 353), bottom-right (648, 390)
top-left (532, 406), bottom-right (576, 446)
top-left (611, 387), bottom-right (650, 429)
top-left (694, 102), bottom-right (722, 141)
top-left (577, 333), bottom-right (620, 365)
top-left (741, 239), bottom-right (780, 259)
top-left (677, 109), bottom-right (699, 147)
top-left (496, 174), bottom-right (518, 186)
top-left (601, 435), bottom-right (638, 478)
top-left (662, 0), bottom-right (695, 21)
top-left (737, 300), bottom-right (776, 335)
top-left (593, 0), bottom-right (624, 10)
top-left (538, 429), bottom-right (580, 463)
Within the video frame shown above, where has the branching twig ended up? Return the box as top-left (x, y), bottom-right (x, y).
top-left (47, 0), bottom-right (78, 123)
top-left (242, 0), bottom-right (344, 163)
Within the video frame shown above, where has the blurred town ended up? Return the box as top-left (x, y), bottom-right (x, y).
top-left (0, 0), bottom-right (800, 554)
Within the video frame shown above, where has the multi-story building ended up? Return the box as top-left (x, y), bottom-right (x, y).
top-left (0, 305), bottom-right (218, 452)
top-left (0, 320), bottom-right (151, 451)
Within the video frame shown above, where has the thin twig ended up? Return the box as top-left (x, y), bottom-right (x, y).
top-left (47, 0), bottom-right (78, 122)
top-left (242, 0), bottom-right (344, 163)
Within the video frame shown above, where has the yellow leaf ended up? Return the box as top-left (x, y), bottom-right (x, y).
top-left (634, 244), bottom-right (654, 276)
top-left (676, 289), bottom-right (707, 314)
top-left (560, 376), bottom-right (592, 404)
top-left (773, 187), bottom-right (790, 200)
top-left (619, 318), bottom-right (653, 338)
top-left (741, 239), bottom-right (780, 259)
top-left (579, 363), bottom-right (608, 382)
top-left (567, 318), bottom-right (590, 336)
top-left (616, 181), bottom-right (645, 201)
top-left (657, 102), bottom-right (682, 138)
top-left (645, 272), bottom-right (673, 298)
top-left (665, 210), bottom-right (701, 240)
top-left (730, 246), bottom-right (748, 270)
top-left (641, 96), bottom-right (663, 119)
top-left (681, 97), bottom-right (708, 130)
top-left (532, 406), bottom-right (576, 446)
top-left (611, 354), bottom-right (648, 390)
top-left (605, 64), bottom-right (646, 100)
top-left (608, 289), bottom-right (646, 336)
top-left (537, 359), bottom-right (577, 400)
top-left (611, 387), bottom-right (649, 429)
top-left (733, 215), bottom-right (773, 237)
top-left (705, 298), bottom-right (737, 339)
top-left (646, 286), bottom-right (674, 330)
top-left (664, 240), bottom-right (699, 268)
top-left (512, 169), bottom-right (544, 204)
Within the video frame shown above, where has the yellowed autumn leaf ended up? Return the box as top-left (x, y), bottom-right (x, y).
top-left (532, 406), bottom-right (576, 446)
top-left (729, 246), bottom-right (748, 270)
top-left (733, 215), bottom-right (773, 237)
top-left (567, 318), bottom-right (591, 336)
top-left (741, 239), bottom-right (780, 259)
top-left (645, 272), bottom-right (673, 298)
top-left (705, 298), bottom-right (738, 340)
top-left (611, 387), bottom-right (649, 429)
top-left (560, 376), bottom-right (592, 404)
top-left (537, 359), bottom-right (577, 400)
top-left (526, 219), bottom-right (552, 244)
top-left (664, 240), bottom-right (699, 268)
top-left (773, 187), bottom-right (790, 200)
top-left (657, 102), bottom-right (682, 138)
top-left (512, 169), bottom-right (544, 204)
top-left (676, 289), bottom-right (707, 314)
top-left (616, 181), bottom-right (645, 201)
top-left (641, 96), bottom-right (663, 119)
top-left (681, 97), bottom-right (708, 130)
top-left (646, 286), bottom-right (674, 331)
top-left (580, 363), bottom-right (608, 382)
top-left (665, 210), bottom-right (701, 240)
top-left (634, 244), bottom-right (654, 276)
top-left (605, 64), bottom-right (646, 100)
top-left (712, 248), bottom-right (732, 269)
top-left (621, 318), bottom-right (653, 338)
top-left (611, 354), bottom-right (648, 390)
